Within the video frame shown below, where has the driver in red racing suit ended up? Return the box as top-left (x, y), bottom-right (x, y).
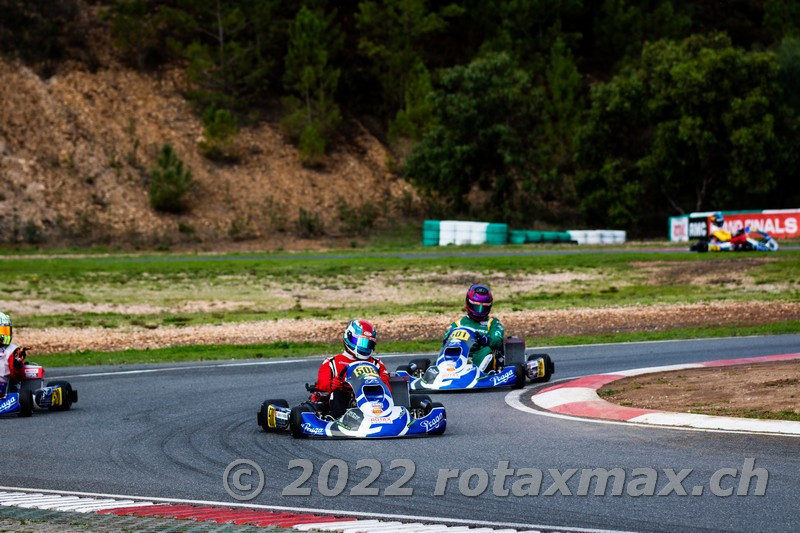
top-left (0, 312), bottom-right (27, 397)
top-left (315, 319), bottom-right (390, 417)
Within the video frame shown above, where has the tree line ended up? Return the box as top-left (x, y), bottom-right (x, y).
top-left (2, 0), bottom-right (800, 235)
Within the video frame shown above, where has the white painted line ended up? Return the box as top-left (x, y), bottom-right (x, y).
top-left (611, 363), bottom-right (703, 377)
top-left (0, 493), bottom-right (45, 503)
top-left (508, 389), bottom-right (800, 438)
top-left (531, 387), bottom-right (600, 409)
top-left (0, 485), bottom-right (631, 533)
top-left (341, 521), bottom-right (402, 533)
top-left (73, 501), bottom-right (154, 513)
top-left (631, 412), bottom-right (800, 434)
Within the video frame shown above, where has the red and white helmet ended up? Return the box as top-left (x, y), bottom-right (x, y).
top-left (343, 319), bottom-right (377, 360)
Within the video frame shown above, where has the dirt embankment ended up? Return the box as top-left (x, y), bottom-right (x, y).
top-left (599, 360), bottom-right (800, 420)
top-left (0, 57), bottom-right (415, 246)
top-left (18, 300), bottom-right (800, 354)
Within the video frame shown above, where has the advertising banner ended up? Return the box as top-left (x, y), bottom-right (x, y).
top-left (669, 209), bottom-right (800, 241)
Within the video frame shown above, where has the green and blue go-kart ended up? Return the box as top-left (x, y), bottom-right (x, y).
top-left (257, 360), bottom-right (446, 438)
top-left (396, 327), bottom-right (554, 392)
top-left (0, 361), bottom-right (77, 417)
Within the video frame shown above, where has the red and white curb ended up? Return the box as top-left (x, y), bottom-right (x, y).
top-left (522, 353), bottom-right (800, 436)
top-left (0, 486), bottom-right (626, 533)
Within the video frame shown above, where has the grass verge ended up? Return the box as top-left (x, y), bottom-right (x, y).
top-left (34, 320), bottom-right (800, 367)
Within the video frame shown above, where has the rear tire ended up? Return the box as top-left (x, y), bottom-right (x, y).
top-left (289, 404), bottom-right (316, 439)
top-left (45, 381), bottom-right (74, 411)
top-left (408, 358), bottom-right (431, 378)
top-left (17, 390), bottom-right (33, 417)
top-left (258, 399), bottom-right (289, 431)
top-left (527, 354), bottom-right (554, 383)
top-left (410, 394), bottom-right (433, 417)
top-left (511, 363), bottom-right (526, 389)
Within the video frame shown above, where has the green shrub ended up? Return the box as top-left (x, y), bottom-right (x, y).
top-left (149, 144), bottom-right (192, 213)
top-left (199, 107), bottom-right (240, 162)
top-left (296, 208), bottom-right (323, 237)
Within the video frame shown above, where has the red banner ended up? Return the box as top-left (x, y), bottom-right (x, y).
top-left (718, 211), bottom-right (800, 239)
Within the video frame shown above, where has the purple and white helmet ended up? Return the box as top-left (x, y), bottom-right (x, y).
top-left (465, 284), bottom-right (493, 321)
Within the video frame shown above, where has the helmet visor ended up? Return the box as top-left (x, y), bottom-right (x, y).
top-left (348, 332), bottom-right (376, 356)
top-left (467, 299), bottom-right (491, 316)
top-left (0, 325), bottom-right (10, 344)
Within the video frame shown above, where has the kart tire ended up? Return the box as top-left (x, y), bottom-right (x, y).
top-left (259, 399), bottom-right (289, 432)
top-left (396, 365), bottom-right (412, 374)
top-left (429, 402), bottom-right (446, 435)
top-left (17, 389), bottom-right (33, 417)
top-left (511, 363), bottom-right (526, 389)
top-left (408, 358), bottom-right (431, 378)
top-left (290, 404), bottom-right (316, 439)
top-left (527, 354), bottom-right (554, 383)
top-left (45, 381), bottom-right (74, 411)
top-left (410, 394), bottom-right (433, 416)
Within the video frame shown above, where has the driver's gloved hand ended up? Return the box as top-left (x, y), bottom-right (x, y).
top-left (12, 348), bottom-right (26, 369)
top-left (476, 334), bottom-right (490, 347)
top-left (331, 376), bottom-right (347, 390)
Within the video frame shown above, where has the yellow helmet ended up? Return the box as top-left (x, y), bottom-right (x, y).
top-left (0, 312), bottom-right (11, 346)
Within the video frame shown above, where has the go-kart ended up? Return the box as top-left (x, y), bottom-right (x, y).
top-left (257, 360), bottom-right (446, 438)
top-left (690, 227), bottom-right (779, 252)
top-left (0, 360), bottom-right (78, 417)
top-left (396, 327), bottom-right (554, 392)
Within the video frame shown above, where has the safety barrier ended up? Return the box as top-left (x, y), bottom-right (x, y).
top-left (423, 221), bottom-right (626, 246)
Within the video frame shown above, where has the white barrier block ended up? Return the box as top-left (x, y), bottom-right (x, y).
top-left (438, 220), bottom-right (458, 246)
top-left (585, 230), bottom-right (602, 244)
top-left (470, 222), bottom-right (490, 245)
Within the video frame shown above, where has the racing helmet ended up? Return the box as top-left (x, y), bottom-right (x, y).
top-left (711, 212), bottom-right (724, 227)
top-left (0, 312), bottom-right (11, 347)
top-left (465, 284), bottom-right (493, 321)
top-left (343, 319), bottom-right (377, 360)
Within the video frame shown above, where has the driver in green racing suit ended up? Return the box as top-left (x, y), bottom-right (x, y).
top-left (444, 284), bottom-right (504, 372)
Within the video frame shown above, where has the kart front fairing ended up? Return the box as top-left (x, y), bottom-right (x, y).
top-left (295, 361), bottom-right (445, 438)
top-left (399, 327), bottom-right (521, 391)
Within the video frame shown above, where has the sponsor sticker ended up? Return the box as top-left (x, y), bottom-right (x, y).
top-left (0, 397), bottom-right (17, 412)
top-left (491, 369), bottom-right (514, 386)
top-left (301, 422), bottom-right (325, 435)
top-left (369, 417), bottom-right (392, 424)
top-left (420, 412), bottom-right (444, 430)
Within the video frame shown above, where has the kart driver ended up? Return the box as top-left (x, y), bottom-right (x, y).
top-left (0, 312), bottom-right (27, 398)
top-left (709, 212), bottom-right (747, 249)
top-left (316, 319), bottom-right (390, 416)
top-left (444, 284), bottom-right (505, 372)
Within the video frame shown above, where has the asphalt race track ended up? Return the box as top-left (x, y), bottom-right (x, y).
top-left (2, 335), bottom-right (799, 532)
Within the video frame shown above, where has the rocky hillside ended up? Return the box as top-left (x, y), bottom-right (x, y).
top-left (0, 57), bottom-right (415, 248)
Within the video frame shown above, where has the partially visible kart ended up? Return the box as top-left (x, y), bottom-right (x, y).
top-left (690, 227), bottom-right (779, 252)
top-left (0, 361), bottom-right (78, 417)
top-left (396, 327), bottom-right (554, 392)
top-left (257, 360), bottom-right (446, 438)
